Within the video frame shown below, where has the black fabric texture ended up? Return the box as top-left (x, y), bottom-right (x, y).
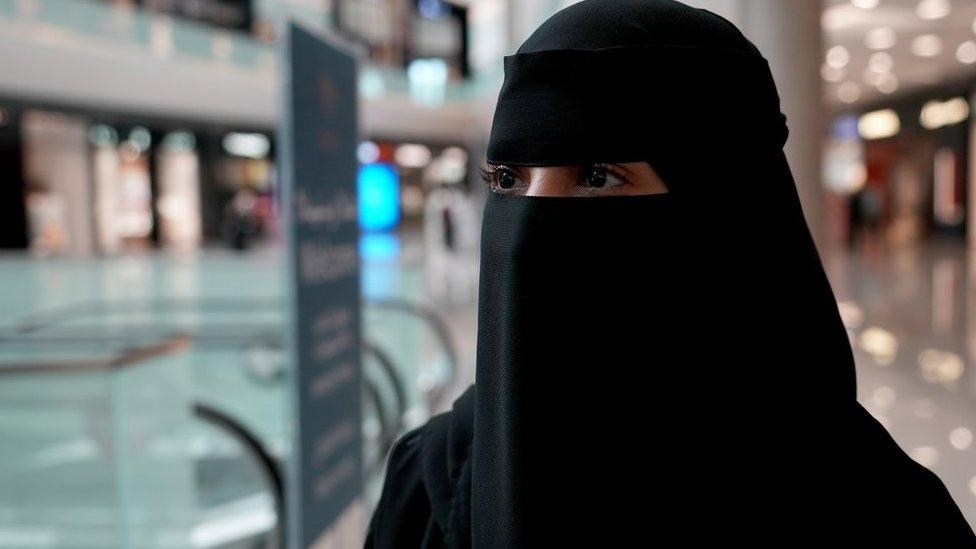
top-left (366, 1), bottom-right (976, 546)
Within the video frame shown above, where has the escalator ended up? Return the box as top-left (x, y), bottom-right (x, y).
top-left (0, 296), bottom-right (459, 547)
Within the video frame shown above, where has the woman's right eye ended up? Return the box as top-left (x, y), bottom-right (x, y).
top-left (497, 168), bottom-right (517, 189)
top-left (480, 165), bottom-right (524, 194)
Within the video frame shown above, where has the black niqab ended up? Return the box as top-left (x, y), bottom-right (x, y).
top-left (367, 1), bottom-right (975, 546)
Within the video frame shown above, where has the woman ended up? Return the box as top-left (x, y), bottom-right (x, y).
top-left (367, 1), bottom-right (976, 546)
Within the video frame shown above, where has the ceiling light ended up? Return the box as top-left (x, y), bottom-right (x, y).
top-left (920, 97), bottom-right (970, 129)
top-left (865, 27), bottom-right (897, 50)
top-left (911, 34), bottom-right (943, 57)
top-left (957, 41), bottom-right (976, 64)
top-left (357, 141), bottom-right (380, 164)
top-left (950, 427), bottom-right (973, 450)
top-left (826, 45), bottom-right (851, 68)
top-left (916, 0), bottom-right (950, 20)
top-left (868, 51), bottom-right (894, 73)
top-left (128, 127), bottom-right (152, 152)
top-left (394, 143), bottom-right (432, 168)
top-left (858, 109), bottom-right (900, 139)
top-left (852, 0), bottom-right (879, 8)
top-left (821, 63), bottom-right (846, 82)
top-left (839, 82), bottom-right (861, 104)
top-left (223, 132), bottom-right (270, 159)
top-left (821, 8), bottom-right (846, 32)
top-left (876, 73), bottom-right (899, 94)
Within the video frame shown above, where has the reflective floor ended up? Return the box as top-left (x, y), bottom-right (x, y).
top-left (0, 233), bottom-right (973, 547)
top-left (827, 237), bottom-right (976, 525)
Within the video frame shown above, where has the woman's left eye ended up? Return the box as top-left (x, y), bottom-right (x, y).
top-left (582, 164), bottom-right (626, 190)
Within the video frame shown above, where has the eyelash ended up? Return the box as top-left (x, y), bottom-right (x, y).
top-left (479, 164), bottom-right (628, 193)
top-left (478, 165), bottom-right (500, 186)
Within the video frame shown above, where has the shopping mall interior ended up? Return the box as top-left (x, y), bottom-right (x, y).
top-left (1, 0), bottom-right (976, 546)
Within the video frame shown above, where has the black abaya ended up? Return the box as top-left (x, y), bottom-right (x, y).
top-left (366, 1), bottom-right (976, 546)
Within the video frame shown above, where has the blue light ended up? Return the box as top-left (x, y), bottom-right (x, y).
top-left (418, 0), bottom-right (448, 19)
top-left (360, 232), bottom-right (400, 261)
top-left (360, 233), bottom-right (401, 298)
top-left (832, 115), bottom-right (859, 140)
top-left (358, 163), bottom-right (400, 231)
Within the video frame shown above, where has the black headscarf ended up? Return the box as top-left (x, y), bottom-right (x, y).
top-left (367, 1), bottom-right (975, 546)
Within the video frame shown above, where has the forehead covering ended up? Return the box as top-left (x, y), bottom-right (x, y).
top-left (486, 0), bottom-right (788, 167)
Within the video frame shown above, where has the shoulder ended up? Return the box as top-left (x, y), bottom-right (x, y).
top-left (365, 426), bottom-right (432, 548)
top-left (366, 386), bottom-right (475, 548)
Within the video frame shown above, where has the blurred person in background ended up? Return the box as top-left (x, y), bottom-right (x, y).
top-left (223, 187), bottom-right (259, 250)
top-left (24, 179), bottom-right (67, 255)
top-left (366, 1), bottom-right (976, 546)
top-left (424, 179), bottom-right (479, 305)
top-left (849, 183), bottom-right (884, 248)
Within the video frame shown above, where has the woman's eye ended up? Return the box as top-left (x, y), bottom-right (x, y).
top-left (583, 164), bottom-right (626, 190)
top-left (480, 165), bottom-right (523, 193)
top-left (497, 168), bottom-right (517, 190)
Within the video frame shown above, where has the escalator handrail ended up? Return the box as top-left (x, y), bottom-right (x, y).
top-left (0, 334), bottom-right (192, 375)
top-left (7, 298), bottom-right (457, 392)
top-left (0, 325), bottom-right (281, 349)
top-left (6, 296), bottom-right (461, 405)
top-left (365, 297), bottom-right (459, 408)
top-left (5, 296), bottom-right (453, 442)
top-left (7, 297), bottom-right (283, 336)
top-left (362, 340), bottom-right (408, 440)
top-left (193, 402), bottom-right (286, 549)
top-left (364, 378), bottom-right (396, 477)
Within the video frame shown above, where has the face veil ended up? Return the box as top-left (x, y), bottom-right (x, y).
top-left (474, 193), bottom-right (687, 546)
top-left (466, 0), bottom-right (974, 547)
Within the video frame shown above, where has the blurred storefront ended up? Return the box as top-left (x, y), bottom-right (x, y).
top-left (0, 102), bottom-right (483, 256)
top-left (0, 0), bottom-right (510, 256)
top-left (13, 0), bottom-right (976, 255)
top-left (825, 91), bottom-right (972, 249)
top-left (0, 102), bottom-right (279, 255)
top-left (818, 0), bottom-right (976, 250)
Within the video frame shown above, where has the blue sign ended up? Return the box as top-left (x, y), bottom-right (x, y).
top-left (279, 22), bottom-right (362, 547)
top-left (358, 163), bottom-right (400, 231)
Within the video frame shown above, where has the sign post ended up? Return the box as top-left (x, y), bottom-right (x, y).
top-left (279, 22), bottom-right (364, 548)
